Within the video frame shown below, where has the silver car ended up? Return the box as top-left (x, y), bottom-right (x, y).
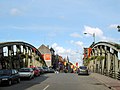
top-left (19, 68), bottom-right (34, 79)
top-left (77, 66), bottom-right (89, 75)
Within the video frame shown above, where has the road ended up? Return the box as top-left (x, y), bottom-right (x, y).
top-left (0, 73), bottom-right (110, 90)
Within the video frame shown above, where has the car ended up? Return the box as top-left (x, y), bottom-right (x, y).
top-left (0, 69), bottom-right (20, 86)
top-left (48, 68), bottom-right (55, 73)
top-left (31, 67), bottom-right (40, 76)
top-left (77, 66), bottom-right (89, 75)
top-left (42, 66), bottom-right (49, 73)
top-left (38, 67), bottom-right (44, 74)
top-left (19, 68), bottom-right (34, 79)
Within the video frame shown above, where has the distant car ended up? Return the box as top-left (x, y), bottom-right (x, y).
top-left (0, 69), bottom-right (20, 86)
top-left (38, 67), bottom-right (44, 74)
top-left (42, 67), bottom-right (49, 73)
top-left (77, 66), bottom-right (89, 75)
top-left (19, 68), bottom-right (34, 79)
top-left (31, 67), bottom-right (40, 76)
top-left (48, 68), bottom-right (55, 73)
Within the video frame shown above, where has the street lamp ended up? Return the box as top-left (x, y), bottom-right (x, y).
top-left (117, 25), bottom-right (120, 32)
top-left (84, 32), bottom-right (95, 44)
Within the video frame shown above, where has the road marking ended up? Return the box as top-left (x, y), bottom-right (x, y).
top-left (43, 85), bottom-right (50, 90)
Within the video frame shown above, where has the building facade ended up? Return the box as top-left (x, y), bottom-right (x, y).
top-left (38, 44), bottom-right (52, 67)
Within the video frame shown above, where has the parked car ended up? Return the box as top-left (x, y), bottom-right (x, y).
top-left (48, 68), bottom-right (55, 73)
top-left (31, 67), bottom-right (40, 76)
top-left (38, 67), bottom-right (44, 74)
top-left (42, 66), bottom-right (49, 73)
top-left (0, 69), bottom-right (20, 86)
top-left (77, 66), bottom-right (89, 75)
top-left (19, 68), bottom-right (34, 79)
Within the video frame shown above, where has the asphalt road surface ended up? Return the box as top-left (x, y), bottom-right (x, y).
top-left (0, 73), bottom-right (110, 90)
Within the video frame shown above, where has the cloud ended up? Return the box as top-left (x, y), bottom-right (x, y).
top-left (10, 8), bottom-right (21, 16)
top-left (83, 26), bottom-right (108, 41)
top-left (70, 32), bottom-right (82, 38)
top-left (109, 24), bottom-right (119, 29)
top-left (83, 26), bottom-right (103, 37)
top-left (52, 43), bottom-right (67, 55)
top-left (70, 40), bottom-right (83, 48)
top-left (51, 43), bottom-right (83, 65)
top-left (83, 25), bottom-right (118, 43)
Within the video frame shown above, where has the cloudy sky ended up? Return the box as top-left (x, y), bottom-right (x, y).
top-left (0, 0), bottom-right (120, 66)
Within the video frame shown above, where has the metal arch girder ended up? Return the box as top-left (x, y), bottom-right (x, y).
top-left (91, 41), bottom-right (120, 52)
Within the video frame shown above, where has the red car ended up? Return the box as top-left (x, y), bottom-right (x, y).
top-left (32, 67), bottom-right (40, 76)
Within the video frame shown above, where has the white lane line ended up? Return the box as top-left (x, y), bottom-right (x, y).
top-left (43, 85), bottom-right (50, 90)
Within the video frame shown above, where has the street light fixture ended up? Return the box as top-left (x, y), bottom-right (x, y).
top-left (84, 32), bottom-right (95, 44)
top-left (117, 25), bottom-right (120, 32)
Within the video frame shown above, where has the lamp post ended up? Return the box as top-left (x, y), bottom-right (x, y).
top-left (84, 32), bottom-right (95, 44)
top-left (117, 25), bottom-right (120, 32)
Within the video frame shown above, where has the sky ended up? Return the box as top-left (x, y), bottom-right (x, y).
top-left (0, 0), bottom-right (120, 66)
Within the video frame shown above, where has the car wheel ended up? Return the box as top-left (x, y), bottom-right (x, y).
top-left (8, 80), bottom-right (12, 86)
top-left (17, 78), bottom-right (20, 83)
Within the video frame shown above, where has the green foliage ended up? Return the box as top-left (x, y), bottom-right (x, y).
top-left (84, 58), bottom-right (91, 66)
top-left (90, 56), bottom-right (97, 60)
top-left (96, 56), bottom-right (105, 61)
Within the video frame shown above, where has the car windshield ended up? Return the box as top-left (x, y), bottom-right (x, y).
top-left (79, 66), bottom-right (87, 70)
top-left (0, 70), bottom-right (11, 76)
top-left (19, 69), bottom-right (30, 72)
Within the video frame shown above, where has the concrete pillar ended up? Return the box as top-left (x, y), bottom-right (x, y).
top-left (99, 46), bottom-right (103, 74)
top-left (23, 45), bottom-right (27, 67)
top-left (114, 50), bottom-right (118, 77)
top-left (28, 47), bottom-right (32, 67)
top-left (105, 46), bottom-right (110, 75)
top-left (95, 47), bottom-right (98, 73)
top-left (8, 46), bottom-right (14, 69)
top-left (94, 48), bottom-right (97, 72)
top-left (103, 46), bottom-right (107, 74)
top-left (16, 45), bottom-right (21, 68)
top-left (96, 46), bottom-right (100, 73)
top-left (32, 48), bottom-right (36, 67)
top-left (107, 50), bottom-right (111, 74)
top-left (101, 46), bottom-right (105, 74)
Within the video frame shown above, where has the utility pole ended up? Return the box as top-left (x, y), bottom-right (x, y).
top-left (84, 32), bottom-right (95, 44)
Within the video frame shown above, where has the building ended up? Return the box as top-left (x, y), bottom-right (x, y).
top-left (38, 44), bottom-right (52, 67)
top-left (50, 47), bottom-right (59, 69)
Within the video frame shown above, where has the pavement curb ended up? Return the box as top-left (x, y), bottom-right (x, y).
top-left (90, 74), bottom-right (117, 90)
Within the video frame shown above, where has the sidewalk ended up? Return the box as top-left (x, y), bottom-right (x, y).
top-left (90, 73), bottom-right (120, 90)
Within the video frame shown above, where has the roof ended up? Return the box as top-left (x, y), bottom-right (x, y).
top-left (38, 44), bottom-right (51, 54)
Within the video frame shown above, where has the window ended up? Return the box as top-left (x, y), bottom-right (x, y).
top-left (12, 70), bottom-right (15, 74)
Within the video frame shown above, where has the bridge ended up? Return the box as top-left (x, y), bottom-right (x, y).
top-left (0, 41), bottom-right (46, 69)
top-left (85, 41), bottom-right (120, 79)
